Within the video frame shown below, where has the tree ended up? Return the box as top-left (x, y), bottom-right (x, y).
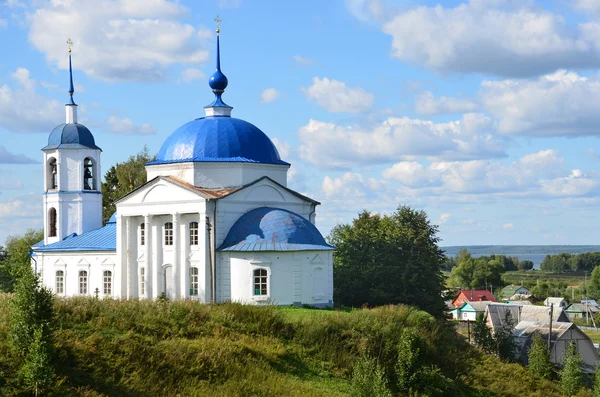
top-left (472, 313), bottom-right (495, 354)
top-left (448, 255), bottom-right (505, 290)
top-left (495, 310), bottom-right (517, 362)
top-left (592, 363), bottom-right (600, 397)
top-left (588, 266), bottom-right (600, 300)
top-left (559, 341), bottom-right (584, 396)
top-left (527, 333), bottom-right (554, 380)
top-left (351, 355), bottom-right (392, 397)
top-left (329, 206), bottom-right (446, 317)
top-left (101, 146), bottom-right (155, 224)
top-left (10, 270), bottom-right (55, 395)
top-left (0, 229), bottom-right (44, 292)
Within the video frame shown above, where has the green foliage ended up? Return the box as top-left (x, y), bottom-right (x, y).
top-left (0, 229), bottom-right (44, 292)
top-left (329, 206), bottom-right (446, 317)
top-left (541, 252), bottom-right (600, 273)
top-left (472, 314), bottom-right (495, 354)
top-left (593, 363), bottom-right (600, 397)
top-left (101, 146), bottom-right (155, 224)
top-left (395, 330), bottom-right (454, 396)
top-left (448, 250), bottom-right (505, 290)
top-left (351, 355), bottom-right (392, 397)
top-left (560, 341), bottom-right (585, 396)
top-left (528, 333), bottom-right (554, 380)
top-left (22, 325), bottom-right (55, 396)
top-left (10, 271), bottom-right (54, 357)
top-left (495, 311), bottom-right (517, 362)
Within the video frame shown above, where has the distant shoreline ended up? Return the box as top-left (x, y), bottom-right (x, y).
top-left (441, 245), bottom-right (600, 256)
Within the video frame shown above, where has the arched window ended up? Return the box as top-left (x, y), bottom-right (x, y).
top-left (78, 270), bottom-right (88, 295)
top-left (253, 269), bottom-right (268, 296)
top-left (83, 158), bottom-right (94, 190)
top-left (140, 223), bottom-right (145, 246)
top-left (140, 267), bottom-right (145, 296)
top-left (190, 267), bottom-right (199, 296)
top-left (49, 208), bottom-right (57, 237)
top-left (48, 157), bottom-right (57, 190)
top-left (55, 270), bottom-right (64, 294)
top-left (189, 222), bottom-right (198, 246)
top-left (164, 222), bottom-right (173, 246)
top-left (103, 270), bottom-right (112, 295)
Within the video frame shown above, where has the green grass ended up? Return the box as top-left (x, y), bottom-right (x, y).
top-left (0, 295), bottom-right (566, 396)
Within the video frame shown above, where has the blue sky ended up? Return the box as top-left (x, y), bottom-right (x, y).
top-left (2, 0), bottom-right (600, 246)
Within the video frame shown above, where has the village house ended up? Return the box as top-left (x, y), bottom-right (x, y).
top-left (450, 301), bottom-right (490, 321)
top-left (452, 289), bottom-right (496, 308)
top-left (544, 297), bottom-right (568, 309)
top-left (565, 303), bottom-right (600, 320)
top-left (499, 285), bottom-right (531, 300)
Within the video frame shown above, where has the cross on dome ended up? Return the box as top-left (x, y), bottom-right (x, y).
top-left (67, 38), bottom-right (76, 105)
top-left (205, 15), bottom-right (232, 116)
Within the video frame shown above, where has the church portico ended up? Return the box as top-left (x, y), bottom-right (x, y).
top-left (33, 21), bottom-right (334, 307)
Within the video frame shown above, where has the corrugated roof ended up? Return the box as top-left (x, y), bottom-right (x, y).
top-left (565, 303), bottom-right (600, 313)
top-left (34, 221), bottom-right (116, 252)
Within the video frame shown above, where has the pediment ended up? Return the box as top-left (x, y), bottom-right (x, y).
top-left (249, 255), bottom-right (272, 265)
top-left (222, 178), bottom-right (314, 205)
top-left (116, 177), bottom-right (207, 206)
top-left (53, 258), bottom-right (66, 266)
top-left (311, 254), bottom-right (324, 264)
top-left (77, 258), bottom-right (90, 266)
top-left (101, 258), bottom-right (115, 266)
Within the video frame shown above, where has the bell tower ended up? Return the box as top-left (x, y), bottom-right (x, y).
top-left (42, 39), bottom-right (102, 245)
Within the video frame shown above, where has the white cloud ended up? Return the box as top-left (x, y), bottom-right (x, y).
top-left (271, 137), bottom-right (291, 160)
top-left (0, 68), bottom-right (61, 133)
top-left (440, 213), bottom-right (452, 224)
top-left (415, 91), bottom-right (478, 115)
top-left (303, 77), bottom-right (374, 113)
top-left (346, 0), bottom-right (388, 22)
top-left (293, 55), bottom-right (315, 66)
top-left (322, 172), bottom-right (388, 199)
top-left (381, 149), bottom-right (600, 199)
top-left (107, 116), bottom-right (157, 135)
top-left (0, 19), bottom-right (7, 28)
top-left (298, 113), bottom-right (505, 169)
top-left (0, 145), bottom-right (36, 164)
top-left (179, 68), bottom-right (204, 83)
top-left (481, 70), bottom-right (600, 136)
top-left (29, 0), bottom-right (211, 82)
top-left (380, 1), bottom-right (600, 77)
top-left (260, 88), bottom-right (280, 104)
top-left (503, 223), bottom-right (514, 230)
top-left (573, 0), bottom-right (600, 14)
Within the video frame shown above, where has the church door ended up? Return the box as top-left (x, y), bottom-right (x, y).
top-left (164, 265), bottom-right (175, 300)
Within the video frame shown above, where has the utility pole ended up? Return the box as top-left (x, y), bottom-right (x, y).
top-left (467, 319), bottom-right (471, 343)
top-left (548, 303), bottom-right (553, 353)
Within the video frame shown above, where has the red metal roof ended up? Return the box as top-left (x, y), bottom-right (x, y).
top-left (452, 289), bottom-right (496, 307)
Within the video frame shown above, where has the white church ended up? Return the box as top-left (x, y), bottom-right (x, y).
top-left (31, 26), bottom-right (334, 307)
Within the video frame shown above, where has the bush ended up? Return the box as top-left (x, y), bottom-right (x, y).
top-left (351, 355), bottom-right (392, 397)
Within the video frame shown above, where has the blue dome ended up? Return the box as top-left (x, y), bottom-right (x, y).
top-left (43, 123), bottom-right (101, 151)
top-left (218, 207), bottom-right (334, 252)
top-left (149, 116), bottom-right (288, 165)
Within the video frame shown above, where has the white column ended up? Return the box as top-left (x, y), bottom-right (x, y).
top-left (172, 213), bottom-right (180, 300)
top-left (180, 216), bottom-right (189, 299)
top-left (117, 215), bottom-right (127, 298)
top-left (144, 215), bottom-right (152, 299)
top-left (153, 218), bottom-right (162, 299)
top-left (126, 216), bottom-right (133, 299)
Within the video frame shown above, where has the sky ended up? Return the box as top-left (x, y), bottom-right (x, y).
top-left (2, 0), bottom-right (600, 246)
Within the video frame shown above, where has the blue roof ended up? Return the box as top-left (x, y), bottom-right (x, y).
top-left (43, 123), bottom-right (101, 151)
top-left (218, 207), bottom-right (334, 252)
top-left (148, 116), bottom-right (288, 165)
top-left (35, 216), bottom-right (116, 252)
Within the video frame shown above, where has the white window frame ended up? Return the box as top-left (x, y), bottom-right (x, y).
top-left (164, 222), bottom-right (173, 246)
top-left (189, 222), bottom-right (199, 246)
top-left (55, 270), bottom-right (64, 295)
top-left (78, 270), bottom-right (88, 295)
top-left (103, 270), bottom-right (112, 296)
top-left (250, 258), bottom-right (271, 302)
top-left (190, 267), bottom-right (199, 296)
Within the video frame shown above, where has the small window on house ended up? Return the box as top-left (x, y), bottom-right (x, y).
top-left (49, 208), bottom-right (57, 237)
top-left (103, 270), bottom-right (112, 295)
top-left (83, 158), bottom-right (94, 190)
top-left (164, 222), bottom-right (173, 246)
top-left (253, 268), bottom-right (268, 296)
top-left (140, 267), bottom-right (145, 296)
top-left (79, 270), bottom-right (88, 295)
top-left (190, 267), bottom-right (199, 296)
top-left (140, 223), bottom-right (145, 246)
top-left (56, 270), bottom-right (64, 294)
top-left (49, 158), bottom-right (57, 189)
top-left (189, 222), bottom-right (198, 246)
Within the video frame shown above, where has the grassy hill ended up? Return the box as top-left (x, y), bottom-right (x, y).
top-left (0, 295), bottom-right (565, 396)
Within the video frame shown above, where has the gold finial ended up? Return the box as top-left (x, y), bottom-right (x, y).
top-left (214, 15), bottom-right (221, 35)
top-left (67, 38), bottom-right (73, 53)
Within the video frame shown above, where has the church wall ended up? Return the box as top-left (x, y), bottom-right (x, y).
top-left (222, 251), bottom-right (333, 307)
top-left (37, 251), bottom-right (119, 298)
